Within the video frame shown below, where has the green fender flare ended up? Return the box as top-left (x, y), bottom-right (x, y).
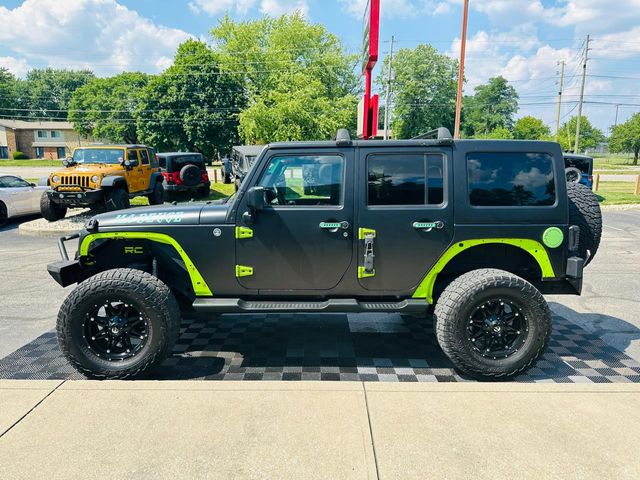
top-left (79, 232), bottom-right (213, 297)
top-left (412, 238), bottom-right (556, 303)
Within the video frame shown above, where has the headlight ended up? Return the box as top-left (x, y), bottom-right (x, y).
top-left (52, 175), bottom-right (60, 183)
top-left (91, 175), bottom-right (100, 183)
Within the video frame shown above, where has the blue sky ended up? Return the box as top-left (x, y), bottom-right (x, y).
top-left (0, 0), bottom-right (639, 133)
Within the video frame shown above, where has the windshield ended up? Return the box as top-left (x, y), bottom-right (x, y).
top-left (72, 148), bottom-right (124, 164)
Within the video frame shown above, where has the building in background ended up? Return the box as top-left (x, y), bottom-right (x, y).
top-left (0, 120), bottom-right (97, 160)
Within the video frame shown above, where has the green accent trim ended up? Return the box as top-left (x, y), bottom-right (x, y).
top-left (235, 226), bottom-right (254, 239)
top-left (79, 232), bottom-right (213, 297)
top-left (412, 238), bottom-right (556, 303)
top-left (358, 227), bottom-right (376, 239)
top-left (319, 222), bottom-right (341, 229)
top-left (235, 265), bottom-right (254, 277)
top-left (542, 227), bottom-right (564, 248)
top-left (358, 266), bottom-right (376, 278)
top-left (412, 222), bottom-right (438, 229)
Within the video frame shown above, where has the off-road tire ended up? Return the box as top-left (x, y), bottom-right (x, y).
top-left (57, 268), bottom-right (181, 379)
top-left (435, 268), bottom-right (551, 380)
top-left (40, 192), bottom-right (67, 222)
top-left (105, 188), bottom-right (130, 212)
top-left (567, 182), bottom-right (601, 266)
top-left (197, 185), bottom-right (210, 197)
top-left (148, 181), bottom-right (164, 205)
top-left (180, 164), bottom-right (201, 187)
top-left (565, 166), bottom-right (582, 183)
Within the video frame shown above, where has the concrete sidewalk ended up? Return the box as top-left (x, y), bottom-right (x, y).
top-left (0, 381), bottom-right (638, 480)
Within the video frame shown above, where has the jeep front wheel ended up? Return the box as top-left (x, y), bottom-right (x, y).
top-left (435, 268), bottom-right (551, 379)
top-left (105, 188), bottom-right (130, 211)
top-left (40, 192), bottom-right (67, 222)
top-left (57, 268), bottom-right (181, 379)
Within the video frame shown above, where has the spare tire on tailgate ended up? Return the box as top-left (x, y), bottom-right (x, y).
top-left (180, 164), bottom-right (201, 186)
top-left (567, 182), bottom-right (602, 266)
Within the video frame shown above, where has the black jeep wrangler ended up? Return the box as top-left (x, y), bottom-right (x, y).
top-left (157, 152), bottom-right (211, 200)
top-left (48, 129), bottom-right (601, 380)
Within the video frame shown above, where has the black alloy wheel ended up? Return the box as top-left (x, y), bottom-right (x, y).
top-left (83, 300), bottom-right (149, 361)
top-left (466, 298), bottom-right (528, 359)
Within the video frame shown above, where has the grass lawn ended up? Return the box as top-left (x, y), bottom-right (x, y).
top-left (594, 181), bottom-right (640, 205)
top-left (0, 159), bottom-right (63, 167)
top-left (593, 154), bottom-right (639, 171)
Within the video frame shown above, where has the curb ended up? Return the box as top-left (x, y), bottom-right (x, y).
top-left (18, 210), bottom-right (90, 237)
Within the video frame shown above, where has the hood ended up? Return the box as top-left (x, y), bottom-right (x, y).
top-left (52, 164), bottom-right (124, 176)
top-left (94, 204), bottom-right (207, 228)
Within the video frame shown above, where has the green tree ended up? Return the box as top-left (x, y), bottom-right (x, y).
top-left (377, 44), bottom-right (458, 139)
top-left (211, 13), bottom-right (359, 142)
top-left (609, 112), bottom-right (640, 165)
top-left (18, 68), bottom-right (94, 119)
top-left (513, 116), bottom-right (551, 140)
top-left (0, 68), bottom-right (18, 116)
top-left (69, 72), bottom-right (149, 143)
top-left (475, 126), bottom-right (513, 139)
top-left (136, 39), bottom-right (245, 158)
top-left (558, 115), bottom-right (605, 153)
top-left (462, 76), bottom-right (519, 136)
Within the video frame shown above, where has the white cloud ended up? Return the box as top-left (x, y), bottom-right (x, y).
top-left (545, 0), bottom-right (640, 33)
top-left (260, 0), bottom-right (309, 16)
top-left (189, 0), bottom-right (257, 15)
top-left (190, 0), bottom-right (308, 16)
top-left (339, 0), bottom-right (422, 19)
top-left (0, 0), bottom-right (192, 76)
top-left (0, 56), bottom-right (31, 78)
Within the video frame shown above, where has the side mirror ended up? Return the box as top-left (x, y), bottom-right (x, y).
top-left (29, 182), bottom-right (36, 188)
top-left (246, 186), bottom-right (266, 211)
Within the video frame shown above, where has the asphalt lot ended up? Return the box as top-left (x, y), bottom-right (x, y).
top-left (0, 208), bottom-right (639, 369)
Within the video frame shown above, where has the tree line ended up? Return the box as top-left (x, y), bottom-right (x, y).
top-left (0, 12), bottom-right (638, 163)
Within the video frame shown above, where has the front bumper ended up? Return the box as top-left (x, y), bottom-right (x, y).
top-left (48, 188), bottom-right (104, 206)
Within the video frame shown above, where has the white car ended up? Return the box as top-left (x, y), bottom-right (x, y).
top-left (0, 175), bottom-right (50, 227)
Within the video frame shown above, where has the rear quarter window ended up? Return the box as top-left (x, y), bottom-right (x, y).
top-left (467, 152), bottom-right (556, 207)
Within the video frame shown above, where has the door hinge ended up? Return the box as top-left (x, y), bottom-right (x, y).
top-left (235, 226), bottom-right (254, 239)
top-left (359, 227), bottom-right (376, 278)
top-left (235, 265), bottom-right (254, 277)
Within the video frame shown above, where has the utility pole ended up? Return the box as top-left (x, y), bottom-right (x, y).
top-left (555, 60), bottom-right (565, 138)
top-left (383, 35), bottom-right (395, 140)
top-left (454, 0), bottom-right (469, 139)
top-left (614, 104), bottom-right (620, 127)
top-left (574, 34), bottom-right (590, 153)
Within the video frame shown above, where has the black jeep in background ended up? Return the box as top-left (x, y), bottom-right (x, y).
top-left (157, 152), bottom-right (211, 200)
top-left (48, 129), bottom-right (602, 381)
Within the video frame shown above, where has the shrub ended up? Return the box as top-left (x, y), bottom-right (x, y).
top-left (12, 151), bottom-right (29, 160)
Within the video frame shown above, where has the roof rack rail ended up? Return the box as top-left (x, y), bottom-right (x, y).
top-left (334, 128), bottom-right (352, 146)
top-left (412, 127), bottom-right (452, 141)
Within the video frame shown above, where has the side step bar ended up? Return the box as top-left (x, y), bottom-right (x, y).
top-left (192, 298), bottom-right (429, 314)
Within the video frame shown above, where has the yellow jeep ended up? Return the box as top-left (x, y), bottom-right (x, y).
top-left (40, 145), bottom-right (164, 221)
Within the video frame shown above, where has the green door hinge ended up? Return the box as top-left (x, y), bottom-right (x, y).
top-left (235, 265), bottom-right (254, 277)
top-left (235, 226), bottom-right (254, 239)
top-left (358, 266), bottom-right (376, 278)
top-left (358, 227), bottom-right (376, 239)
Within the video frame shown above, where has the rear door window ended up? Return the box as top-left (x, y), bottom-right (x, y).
top-left (467, 152), bottom-right (556, 207)
top-left (367, 153), bottom-right (444, 206)
top-left (139, 149), bottom-right (149, 165)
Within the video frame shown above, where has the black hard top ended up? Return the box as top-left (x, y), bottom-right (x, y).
top-left (563, 153), bottom-right (593, 160)
top-left (157, 152), bottom-right (203, 158)
top-left (266, 138), bottom-right (561, 149)
top-left (232, 145), bottom-right (265, 156)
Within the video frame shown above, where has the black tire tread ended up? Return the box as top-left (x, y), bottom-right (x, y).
top-left (0, 201), bottom-right (7, 227)
top-left (57, 268), bottom-right (180, 379)
top-left (567, 182), bottom-right (602, 266)
top-left (105, 188), bottom-right (130, 211)
top-left (40, 192), bottom-right (67, 222)
top-left (435, 268), bottom-right (551, 379)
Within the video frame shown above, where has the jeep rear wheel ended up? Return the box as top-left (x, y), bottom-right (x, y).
top-left (435, 268), bottom-right (551, 380)
top-left (57, 268), bottom-right (181, 379)
top-left (567, 182), bottom-right (601, 266)
top-left (40, 192), bottom-right (67, 222)
top-left (105, 188), bottom-right (130, 212)
top-left (148, 181), bottom-right (164, 205)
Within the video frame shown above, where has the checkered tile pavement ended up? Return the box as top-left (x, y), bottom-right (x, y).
top-left (1, 313), bottom-right (639, 382)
